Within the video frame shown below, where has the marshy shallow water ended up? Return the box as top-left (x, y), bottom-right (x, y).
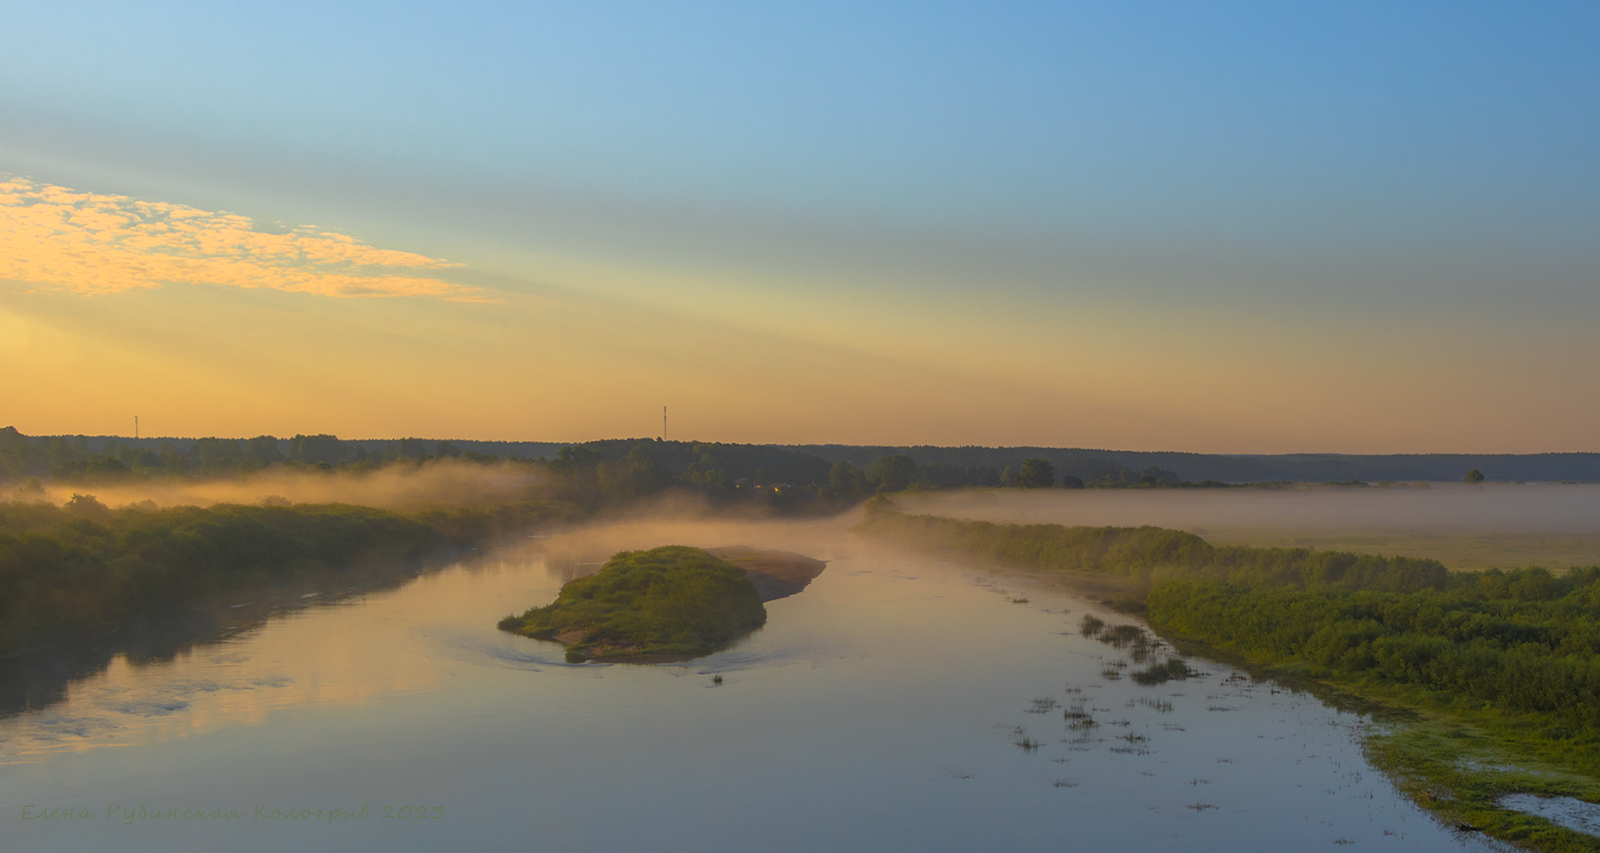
top-left (1, 518), bottom-right (1510, 851)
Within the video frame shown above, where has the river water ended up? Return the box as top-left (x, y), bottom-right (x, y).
top-left (1, 518), bottom-right (1504, 852)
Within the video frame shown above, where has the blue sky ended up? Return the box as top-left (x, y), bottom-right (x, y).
top-left (2, 2), bottom-right (1598, 450)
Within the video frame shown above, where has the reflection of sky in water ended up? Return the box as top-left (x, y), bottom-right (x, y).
top-left (1, 528), bottom-right (1501, 851)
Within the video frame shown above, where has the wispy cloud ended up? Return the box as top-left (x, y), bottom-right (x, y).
top-left (0, 177), bottom-right (483, 300)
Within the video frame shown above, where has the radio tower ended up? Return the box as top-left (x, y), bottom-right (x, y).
top-left (662, 406), bottom-right (667, 440)
top-left (134, 415), bottom-right (139, 439)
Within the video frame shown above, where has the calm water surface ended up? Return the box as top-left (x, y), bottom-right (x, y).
top-left (1, 521), bottom-right (1504, 852)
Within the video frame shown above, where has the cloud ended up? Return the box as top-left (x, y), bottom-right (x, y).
top-left (0, 176), bottom-right (484, 300)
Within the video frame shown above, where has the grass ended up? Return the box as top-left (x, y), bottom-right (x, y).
top-left (498, 545), bottom-right (767, 662)
top-left (1362, 706), bottom-right (1600, 851)
top-left (1202, 529), bottom-right (1600, 574)
top-left (857, 504), bottom-right (1600, 850)
top-left (1130, 658), bottom-right (1194, 686)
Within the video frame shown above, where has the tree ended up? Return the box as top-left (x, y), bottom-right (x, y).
top-left (829, 460), bottom-right (868, 498)
top-left (193, 437), bottom-right (244, 466)
top-left (64, 493), bottom-right (111, 520)
top-left (1464, 469), bottom-right (1486, 484)
top-left (287, 434), bottom-right (345, 465)
top-left (244, 435), bottom-right (283, 466)
top-left (1141, 466), bottom-right (1179, 485)
top-left (868, 455), bottom-right (918, 492)
top-left (1016, 458), bottom-right (1056, 488)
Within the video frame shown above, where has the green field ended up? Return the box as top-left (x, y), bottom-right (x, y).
top-left (1202, 529), bottom-right (1600, 573)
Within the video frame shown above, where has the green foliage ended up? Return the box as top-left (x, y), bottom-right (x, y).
top-left (1145, 572), bottom-right (1600, 851)
top-left (498, 546), bottom-right (767, 661)
top-left (855, 506), bottom-right (1600, 850)
top-left (854, 509), bottom-right (1447, 592)
top-left (244, 435), bottom-right (282, 465)
top-left (1364, 714), bottom-right (1600, 852)
top-left (1145, 572), bottom-right (1600, 727)
top-left (63, 493), bottom-right (111, 520)
top-left (1130, 658), bottom-right (1194, 685)
top-left (50, 455), bottom-right (134, 484)
top-left (867, 454), bottom-right (918, 492)
top-left (287, 434), bottom-right (345, 465)
top-left (829, 460), bottom-right (869, 499)
top-left (0, 497), bottom-right (576, 658)
top-left (1016, 458), bottom-right (1055, 488)
top-left (0, 500), bottom-right (447, 656)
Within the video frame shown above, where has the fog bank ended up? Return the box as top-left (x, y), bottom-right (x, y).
top-left (18, 459), bottom-right (539, 510)
top-left (897, 484), bottom-right (1600, 535)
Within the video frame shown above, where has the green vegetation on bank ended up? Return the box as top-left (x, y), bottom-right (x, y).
top-left (1146, 575), bottom-right (1600, 727)
top-left (855, 502), bottom-right (1600, 851)
top-left (497, 546), bottom-right (767, 662)
top-left (854, 498), bottom-right (1448, 594)
top-left (0, 496), bottom-right (573, 658)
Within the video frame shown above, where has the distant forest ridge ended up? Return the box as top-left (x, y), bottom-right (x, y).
top-left (8, 429), bottom-right (1600, 484)
top-left (789, 445), bottom-right (1600, 484)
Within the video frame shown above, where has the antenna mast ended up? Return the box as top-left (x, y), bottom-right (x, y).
top-left (134, 415), bottom-right (139, 440)
top-left (662, 406), bottom-right (667, 441)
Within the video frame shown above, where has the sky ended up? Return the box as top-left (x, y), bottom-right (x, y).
top-left (2, 1), bottom-right (1598, 453)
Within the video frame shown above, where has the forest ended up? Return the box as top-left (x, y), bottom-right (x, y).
top-left (0, 427), bottom-right (1209, 496)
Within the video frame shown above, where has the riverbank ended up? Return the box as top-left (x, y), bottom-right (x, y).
top-left (0, 498), bottom-right (575, 661)
top-left (854, 501), bottom-right (1600, 851)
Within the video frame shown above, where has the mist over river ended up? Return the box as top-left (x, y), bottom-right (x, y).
top-left (2, 516), bottom-right (1505, 852)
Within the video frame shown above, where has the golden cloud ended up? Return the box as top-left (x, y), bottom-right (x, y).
top-left (0, 177), bottom-right (483, 300)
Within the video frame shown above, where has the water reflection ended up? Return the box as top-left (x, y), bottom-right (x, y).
top-left (0, 523), bottom-right (1503, 851)
top-left (0, 559), bottom-right (436, 720)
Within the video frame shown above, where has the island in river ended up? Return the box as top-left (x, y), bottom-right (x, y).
top-left (498, 545), bottom-right (826, 663)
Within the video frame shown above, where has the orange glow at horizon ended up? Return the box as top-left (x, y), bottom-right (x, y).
top-left (4, 177), bottom-right (1600, 455)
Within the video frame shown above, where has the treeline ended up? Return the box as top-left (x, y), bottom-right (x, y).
top-left (0, 426), bottom-right (497, 483)
top-left (854, 503), bottom-right (1448, 593)
top-left (2, 427), bottom-right (851, 508)
top-left (805, 443), bottom-right (1212, 490)
top-left (521, 443), bottom-right (850, 514)
top-left (800, 443), bottom-right (1600, 484)
top-left (5, 426), bottom-right (1231, 498)
top-left (827, 452), bottom-right (1230, 492)
top-left (0, 496), bottom-right (575, 658)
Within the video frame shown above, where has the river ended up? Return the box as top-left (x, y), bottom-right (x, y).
top-left (1, 517), bottom-right (1504, 852)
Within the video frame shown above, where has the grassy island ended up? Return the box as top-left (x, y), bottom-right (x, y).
top-left (498, 546), bottom-right (769, 663)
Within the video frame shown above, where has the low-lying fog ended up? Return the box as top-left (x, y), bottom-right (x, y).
top-left (896, 484), bottom-right (1600, 570)
top-left (897, 483), bottom-right (1600, 534)
top-left (15, 459), bottom-right (538, 510)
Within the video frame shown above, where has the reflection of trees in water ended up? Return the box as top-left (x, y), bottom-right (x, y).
top-left (0, 560), bottom-right (437, 719)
